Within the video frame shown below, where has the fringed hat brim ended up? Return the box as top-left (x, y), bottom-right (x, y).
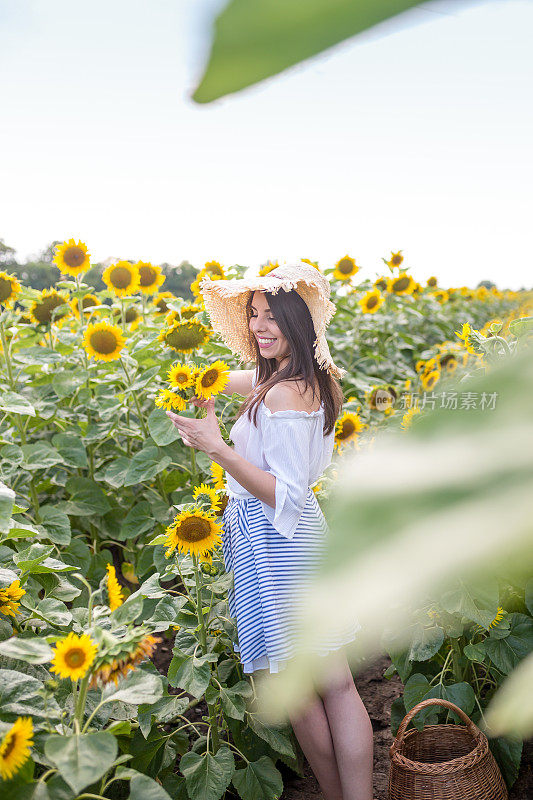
top-left (199, 263), bottom-right (346, 379)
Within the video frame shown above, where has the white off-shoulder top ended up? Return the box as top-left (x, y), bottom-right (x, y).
top-left (226, 369), bottom-right (335, 540)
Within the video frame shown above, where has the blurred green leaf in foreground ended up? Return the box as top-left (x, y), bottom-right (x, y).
top-left (193, 0), bottom-right (479, 103)
top-left (254, 335), bottom-right (533, 737)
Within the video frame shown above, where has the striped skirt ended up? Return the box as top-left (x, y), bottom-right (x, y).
top-left (221, 488), bottom-right (360, 674)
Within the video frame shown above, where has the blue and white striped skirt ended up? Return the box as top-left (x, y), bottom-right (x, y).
top-left (221, 488), bottom-right (360, 674)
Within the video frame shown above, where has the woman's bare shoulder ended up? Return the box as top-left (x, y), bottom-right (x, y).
top-left (264, 379), bottom-right (320, 413)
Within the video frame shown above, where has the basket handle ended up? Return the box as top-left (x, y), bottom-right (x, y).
top-left (392, 699), bottom-right (481, 752)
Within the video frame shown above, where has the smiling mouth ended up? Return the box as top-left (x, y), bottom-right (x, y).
top-left (256, 337), bottom-right (277, 345)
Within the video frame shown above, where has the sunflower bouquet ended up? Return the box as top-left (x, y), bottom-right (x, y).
top-left (155, 358), bottom-right (230, 412)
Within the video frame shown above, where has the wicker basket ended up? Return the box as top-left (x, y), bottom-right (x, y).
top-left (388, 698), bottom-right (508, 800)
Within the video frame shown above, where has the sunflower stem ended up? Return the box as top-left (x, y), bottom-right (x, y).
top-left (74, 672), bottom-right (91, 727)
top-left (0, 314), bottom-right (15, 388)
top-left (76, 274), bottom-right (86, 335)
top-left (12, 413), bottom-right (41, 523)
top-left (120, 299), bottom-right (126, 334)
top-left (141, 293), bottom-right (146, 324)
top-left (193, 552), bottom-right (221, 754)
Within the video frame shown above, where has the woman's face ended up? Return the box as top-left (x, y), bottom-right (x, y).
top-left (249, 291), bottom-right (290, 364)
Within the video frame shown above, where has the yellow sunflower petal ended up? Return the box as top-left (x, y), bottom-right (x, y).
top-left (106, 564), bottom-right (124, 611)
top-left (0, 717), bottom-right (34, 781)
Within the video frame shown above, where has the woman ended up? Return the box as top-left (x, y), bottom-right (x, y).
top-left (166, 263), bottom-right (374, 800)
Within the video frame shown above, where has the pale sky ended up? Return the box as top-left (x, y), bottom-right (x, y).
top-left (0, 0), bottom-right (532, 289)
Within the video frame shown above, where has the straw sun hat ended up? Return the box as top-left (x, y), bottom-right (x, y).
top-left (199, 262), bottom-right (346, 379)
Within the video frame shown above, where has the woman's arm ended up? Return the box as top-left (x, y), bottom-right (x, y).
top-left (223, 369), bottom-right (255, 397)
top-left (212, 440), bottom-right (276, 509)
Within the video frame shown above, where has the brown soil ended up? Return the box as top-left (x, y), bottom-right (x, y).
top-left (152, 642), bottom-right (532, 800)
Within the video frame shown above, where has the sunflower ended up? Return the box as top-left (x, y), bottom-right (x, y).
top-left (135, 261), bottom-right (165, 295)
top-left (429, 289), bottom-right (449, 304)
top-left (358, 289), bottom-right (384, 314)
top-left (54, 238), bottom-right (91, 277)
top-left (71, 293), bottom-right (101, 320)
top-left (400, 406), bottom-right (421, 430)
top-left (454, 322), bottom-right (478, 355)
top-left (0, 717), bottom-right (34, 781)
top-left (439, 354), bottom-right (459, 374)
top-left (334, 412), bottom-right (366, 449)
top-left (195, 360), bottom-right (230, 399)
top-left (83, 321), bottom-right (126, 362)
top-left (214, 493), bottom-right (228, 517)
top-left (0, 580), bottom-right (26, 617)
top-left (191, 268), bottom-right (225, 297)
top-left (164, 508), bottom-right (223, 558)
top-left (102, 261), bottom-right (140, 297)
top-left (89, 633), bottom-right (160, 688)
top-left (180, 303), bottom-right (202, 320)
top-left (333, 255), bottom-right (359, 281)
top-left (50, 632), bottom-right (98, 681)
top-left (167, 362), bottom-right (195, 389)
top-left (385, 250), bottom-right (404, 269)
top-left (421, 357), bottom-right (438, 376)
top-left (112, 306), bottom-right (141, 331)
top-left (29, 288), bottom-right (70, 325)
top-left (426, 276), bottom-right (438, 288)
top-left (387, 273), bottom-right (416, 295)
top-left (193, 483), bottom-right (222, 512)
top-left (210, 461), bottom-right (225, 490)
top-left (421, 370), bottom-right (440, 391)
top-left (106, 564), bottom-right (124, 611)
top-left (0, 271), bottom-right (22, 309)
top-left (153, 291), bottom-right (175, 314)
top-left (203, 261), bottom-right (225, 278)
top-left (373, 276), bottom-right (389, 292)
top-left (366, 385), bottom-right (397, 411)
top-left (258, 261), bottom-right (280, 277)
top-left (158, 320), bottom-right (210, 353)
top-left (154, 388), bottom-right (187, 412)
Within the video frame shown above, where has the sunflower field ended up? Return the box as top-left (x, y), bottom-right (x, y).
top-left (0, 241), bottom-right (532, 799)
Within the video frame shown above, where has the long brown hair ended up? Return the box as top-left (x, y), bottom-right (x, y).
top-left (236, 289), bottom-right (343, 435)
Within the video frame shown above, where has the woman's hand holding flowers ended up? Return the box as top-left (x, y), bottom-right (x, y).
top-left (166, 395), bottom-right (226, 460)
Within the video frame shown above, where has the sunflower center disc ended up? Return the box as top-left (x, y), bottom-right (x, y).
top-left (3, 734), bottom-right (16, 758)
top-left (35, 296), bottom-right (66, 324)
top-left (63, 246), bottom-right (85, 267)
top-left (394, 277), bottom-right (409, 291)
top-left (90, 330), bottom-right (119, 355)
top-left (201, 369), bottom-right (218, 388)
top-left (339, 420), bottom-right (355, 439)
top-left (65, 648), bottom-right (85, 668)
top-left (140, 266), bottom-right (157, 285)
top-left (339, 259), bottom-right (353, 274)
top-left (110, 266), bottom-right (134, 289)
top-left (0, 277), bottom-right (12, 302)
top-left (179, 517), bottom-right (212, 543)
